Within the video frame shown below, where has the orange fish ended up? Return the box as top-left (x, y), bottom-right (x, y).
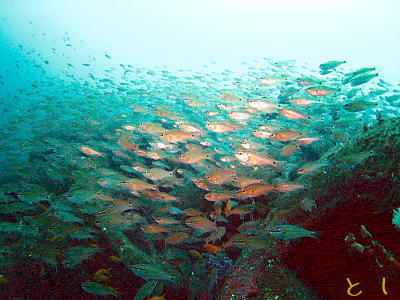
top-left (120, 179), bottom-right (156, 191)
top-left (224, 199), bottom-right (232, 215)
top-left (252, 130), bottom-right (272, 139)
top-left (154, 217), bottom-right (180, 225)
top-left (141, 190), bottom-right (178, 202)
top-left (270, 129), bottom-right (303, 141)
top-left (205, 169), bottom-right (236, 184)
top-left (139, 122), bottom-right (166, 135)
top-left (188, 249), bottom-right (204, 259)
top-left (220, 91), bottom-right (241, 102)
top-left (178, 151), bottom-right (210, 164)
top-left (275, 183), bottom-right (305, 192)
top-left (191, 179), bottom-right (211, 191)
top-left (203, 243), bottom-right (220, 254)
top-left (117, 138), bottom-right (138, 150)
top-left (185, 216), bottom-right (216, 232)
top-left (297, 162), bottom-right (323, 174)
top-left (112, 150), bottom-right (132, 159)
top-left (159, 130), bottom-right (197, 143)
top-left (214, 204), bottom-right (222, 216)
top-left (166, 232), bottom-right (189, 244)
top-left (228, 207), bottom-right (253, 215)
top-left (294, 137), bottom-right (319, 144)
top-left (281, 143), bottom-right (301, 156)
top-left (247, 99), bottom-right (279, 111)
top-left (233, 176), bottom-right (263, 188)
top-left (183, 208), bottom-right (203, 216)
top-left (206, 120), bottom-right (240, 133)
top-left (204, 192), bottom-right (232, 202)
top-left (306, 86), bottom-right (339, 96)
top-left (122, 125), bottom-right (136, 131)
top-left (279, 109), bottom-right (310, 120)
top-left (80, 146), bottom-right (104, 156)
top-left (236, 183), bottom-right (275, 198)
top-left (141, 225), bottom-right (169, 233)
top-left (108, 256), bottom-right (124, 263)
top-left (289, 98), bottom-right (319, 106)
top-left (176, 122), bottom-right (203, 134)
top-left (227, 111), bottom-right (254, 120)
top-left (235, 151), bottom-right (282, 168)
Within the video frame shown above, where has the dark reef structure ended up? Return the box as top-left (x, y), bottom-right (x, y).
top-left (218, 117), bottom-right (400, 300)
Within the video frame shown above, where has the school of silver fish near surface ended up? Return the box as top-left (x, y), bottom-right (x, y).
top-left (1, 44), bottom-right (400, 299)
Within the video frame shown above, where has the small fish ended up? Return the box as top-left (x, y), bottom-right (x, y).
top-left (108, 255), bottom-right (124, 263)
top-left (267, 225), bottom-right (321, 241)
top-left (247, 99), bottom-right (279, 111)
top-left (274, 183), bottom-right (305, 192)
top-left (188, 249), bottom-right (203, 259)
top-left (343, 100), bottom-right (378, 112)
top-left (279, 109), bottom-right (310, 120)
top-left (203, 243), bottom-right (220, 254)
top-left (227, 111), bottom-right (254, 120)
top-left (80, 146), bottom-right (104, 156)
top-left (297, 162), bottom-right (324, 175)
top-left (53, 210), bottom-right (84, 224)
top-left (236, 183), bottom-right (275, 198)
top-left (224, 199), bottom-right (232, 215)
top-left (81, 281), bottom-right (119, 297)
top-left (185, 216), bottom-right (216, 232)
top-left (154, 217), bottom-right (180, 225)
top-left (319, 60), bottom-right (346, 70)
top-left (252, 130), bottom-right (272, 139)
top-left (205, 169), bottom-right (236, 184)
top-left (166, 232), bottom-right (189, 244)
top-left (281, 143), bottom-right (301, 156)
top-left (141, 225), bottom-right (169, 234)
top-left (63, 246), bottom-right (99, 268)
top-left (130, 264), bottom-right (177, 282)
top-left (306, 86), bottom-right (339, 96)
top-left (159, 130), bottom-right (197, 143)
top-left (235, 151), bottom-right (282, 168)
top-left (204, 192), bottom-right (232, 202)
top-left (270, 129), bottom-right (303, 141)
top-left (349, 73), bottom-right (378, 86)
top-left (290, 98), bottom-right (319, 106)
top-left (205, 226), bottom-right (226, 243)
top-left (183, 208), bottom-right (203, 216)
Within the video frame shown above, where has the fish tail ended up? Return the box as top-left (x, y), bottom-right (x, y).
top-left (312, 231), bottom-right (323, 240)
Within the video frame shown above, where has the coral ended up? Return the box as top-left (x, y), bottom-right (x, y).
top-left (345, 225), bottom-right (400, 275)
